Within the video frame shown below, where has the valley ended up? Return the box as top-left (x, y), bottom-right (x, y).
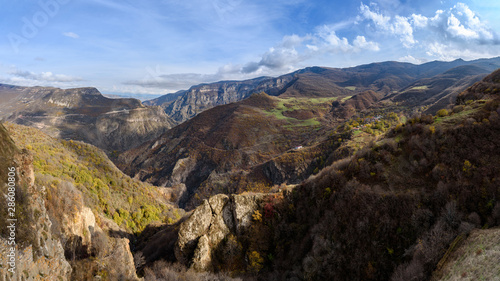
top-left (1, 59), bottom-right (499, 281)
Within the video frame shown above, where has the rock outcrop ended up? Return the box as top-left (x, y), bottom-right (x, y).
top-left (0, 141), bottom-right (71, 280)
top-left (0, 123), bottom-right (140, 280)
top-left (174, 193), bottom-right (267, 271)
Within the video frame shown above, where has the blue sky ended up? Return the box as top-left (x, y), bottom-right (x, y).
top-left (1, 0), bottom-right (500, 99)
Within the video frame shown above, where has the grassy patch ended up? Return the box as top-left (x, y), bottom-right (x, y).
top-left (284, 118), bottom-right (321, 128)
top-left (263, 97), bottom-right (335, 127)
top-left (433, 228), bottom-right (500, 281)
top-left (433, 108), bottom-right (478, 126)
top-left (410, 85), bottom-right (429, 90)
top-left (345, 86), bottom-right (356, 91)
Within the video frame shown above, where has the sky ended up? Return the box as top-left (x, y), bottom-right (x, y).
top-left (1, 0), bottom-right (500, 100)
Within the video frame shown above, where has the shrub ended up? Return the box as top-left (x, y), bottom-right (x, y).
top-left (252, 210), bottom-right (263, 222)
top-left (436, 109), bottom-right (449, 117)
top-left (248, 251), bottom-right (264, 272)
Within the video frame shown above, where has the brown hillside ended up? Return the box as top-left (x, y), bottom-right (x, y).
top-left (0, 84), bottom-right (175, 152)
top-left (457, 68), bottom-right (500, 103)
top-left (331, 90), bottom-right (383, 119)
top-left (118, 93), bottom-right (340, 208)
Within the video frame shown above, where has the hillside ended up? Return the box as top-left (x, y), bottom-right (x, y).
top-left (145, 57), bottom-right (500, 124)
top-left (119, 92), bottom-right (348, 208)
top-left (145, 75), bottom-right (295, 124)
top-left (1, 122), bottom-right (185, 280)
top-left (0, 84), bottom-right (175, 152)
top-left (135, 70), bottom-right (500, 280)
top-left (431, 227), bottom-right (500, 281)
top-left (331, 90), bottom-right (385, 120)
top-left (384, 64), bottom-right (490, 114)
top-left (457, 68), bottom-right (500, 102)
top-left (1, 123), bottom-right (73, 280)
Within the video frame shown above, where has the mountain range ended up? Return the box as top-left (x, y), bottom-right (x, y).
top-left (119, 57), bottom-right (500, 208)
top-left (145, 57), bottom-right (500, 123)
top-left (135, 67), bottom-right (500, 281)
top-left (0, 58), bottom-right (500, 280)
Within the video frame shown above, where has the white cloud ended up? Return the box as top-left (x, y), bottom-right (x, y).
top-left (0, 68), bottom-right (85, 89)
top-left (353, 36), bottom-right (380, 51)
top-left (63, 32), bottom-right (80, 39)
top-left (415, 3), bottom-right (496, 43)
top-left (124, 72), bottom-right (223, 90)
top-left (447, 13), bottom-right (478, 39)
top-left (316, 26), bottom-right (352, 52)
top-left (398, 55), bottom-right (426, 64)
top-left (425, 42), bottom-right (499, 61)
top-left (9, 69), bottom-right (83, 82)
top-left (306, 44), bottom-right (319, 51)
top-left (358, 3), bottom-right (416, 47)
top-left (358, 3), bottom-right (391, 28)
top-left (357, 1), bottom-right (499, 62)
top-left (411, 14), bottom-right (428, 28)
top-left (236, 25), bottom-right (380, 75)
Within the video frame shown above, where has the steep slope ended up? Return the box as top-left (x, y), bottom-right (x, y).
top-left (136, 70), bottom-right (500, 280)
top-left (1, 123), bottom-right (71, 280)
top-left (146, 57), bottom-right (500, 125)
top-left (385, 65), bottom-right (492, 113)
top-left (119, 93), bottom-right (342, 208)
top-left (456, 68), bottom-right (500, 102)
top-left (3, 122), bottom-right (186, 280)
top-left (431, 227), bottom-right (500, 281)
top-left (0, 85), bottom-right (175, 152)
top-left (331, 90), bottom-right (384, 119)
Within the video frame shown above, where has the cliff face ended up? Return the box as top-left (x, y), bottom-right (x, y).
top-left (160, 76), bottom-right (293, 124)
top-left (0, 123), bottom-right (140, 280)
top-left (0, 129), bottom-right (71, 280)
top-left (0, 85), bottom-right (175, 152)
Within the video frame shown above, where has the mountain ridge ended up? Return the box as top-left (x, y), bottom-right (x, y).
top-left (0, 84), bottom-right (176, 152)
top-left (145, 57), bottom-right (500, 124)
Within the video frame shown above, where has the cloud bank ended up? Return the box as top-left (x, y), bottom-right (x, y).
top-left (357, 2), bottom-right (500, 60)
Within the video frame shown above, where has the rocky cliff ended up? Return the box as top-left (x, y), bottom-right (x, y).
top-left (0, 85), bottom-right (175, 152)
top-left (136, 192), bottom-right (276, 274)
top-left (0, 123), bottom-right (140, 280)
top-left (151, 75), bottom-right (294, 124)
top-left (0, 124), bottom-right (71, 280)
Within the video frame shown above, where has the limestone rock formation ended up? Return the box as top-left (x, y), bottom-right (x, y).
top-left (0, 146), bottom-right (71, 280)
top-left (174, 193), bottom-right (266, 271)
